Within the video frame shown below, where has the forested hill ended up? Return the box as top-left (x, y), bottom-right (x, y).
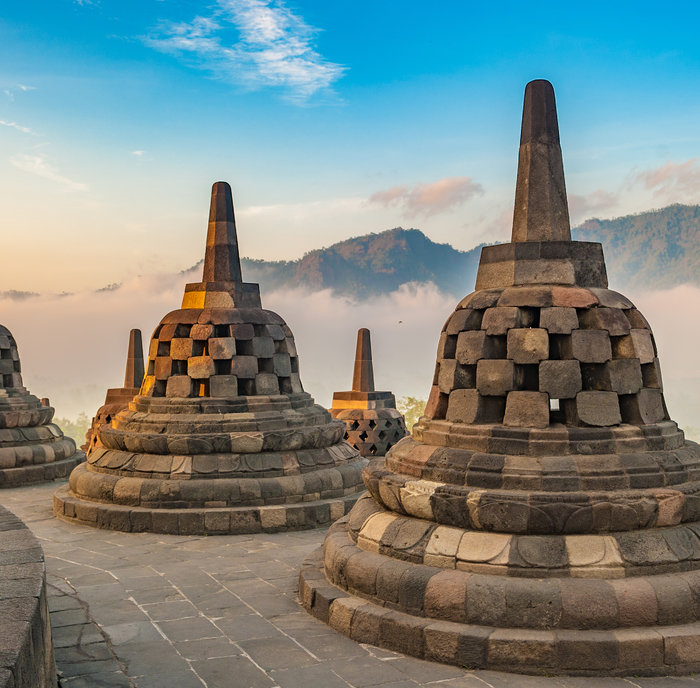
top-left (241, 228), bottom-right (483, 299)
top-left (573, 204), bottom-right (700, 289)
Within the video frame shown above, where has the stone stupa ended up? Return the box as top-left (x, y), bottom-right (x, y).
top-left (54, 182), bottom-right (366, 534)
top-left (300, 80), bottom-right (700, 675)
top-left (0, 324), bottom-right (84, 487)
top-left (330, 328), bottom-right (407, 457)
top-left (83, 328), bottom-right (144, 453)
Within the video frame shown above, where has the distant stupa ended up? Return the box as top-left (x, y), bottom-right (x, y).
top-left (55, 182), bottom-right (367, 534)
top-left (300, 80), bottom-right (700, 675)
top-left (0, 324), bottom-right (83, 486)
top-left (83, 329), bottom-right (144, 452)
top-left (330, 328), bottom-right (406, 457)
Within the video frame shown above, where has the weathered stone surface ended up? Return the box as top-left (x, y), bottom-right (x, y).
top-left (55, 182), bottom-right (365, 535)
top-left (503, 391), bottom-right (549, 428)
top-left (507, 328), bottom-right (548, 364)
top-left (539, 360), bottom-right (581, 399)
top-left (476, 360), bottom-right (515, 396)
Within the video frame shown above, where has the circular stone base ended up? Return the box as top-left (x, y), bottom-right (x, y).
top-left (0, 452), bottom-right (84, 489)
top-left (53, 485), bottom-right (361, 535)
top-left (299, 542), bottom-right (700, 676)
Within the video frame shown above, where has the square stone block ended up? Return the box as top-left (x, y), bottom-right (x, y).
top-left (503, 391), bottom-right (549, 428)
top-left (607, 359), bottom-right (643, 394)
top-left (456, 331), bottom-right (505, 365)
top-left (620, 388), bottom-right (666, 424)
top-left (266, 324), bottom-right (286, 341)
top-left (437, 332), bottom-right (457, 359)
top-left (481, 307), bottom-right (533, 335)
top-left (613, 329), bottom-right (655, 363)
top-left (255, 373), bottom-right (279, 395)
top-left (231, 356), bottom-right (258, 378)
top-left (154, 356), bottom-right (173, 380)
top-left (446, 389), bottom-right (505, 423)
top-left (425, 385), bottom-right (448, 419)
top-left (446, 308), bottom-right (483, 335)
top-left (166, 375), bottom-right (193, 398)
top-left (507, 328), bottom-right (548, 364)
top-left (641, 358), bottom-right (663, 389)
top-left (476, 359), bottom-right (516, 396)
top-left (438, 359), bottom-right (476, 393)
top-left (187, 356), bottom-right (216, 379)
top-left (210, 375), bottom-right (238, 397)
top-left (169, 338), bottom-right (194, 360)
top-left (566, 391), bottom-right (621, 426)
top-left (539, 360), bottom-right (581, 399)
top-left (564, 330), bottom-right (611, 363)
top-left (273, 353), bottom-right (292, 377)
top-left (209, 337), bottom-right (236, 359)
top-left (231, 323), bottom-right (254, 340)
top-left (251, 336), bottom-right (275, 358)
top-left (190, 324), bottom-right (214, 340)
top-left (579, 307), bottom-right (631, 335)
top-left (158, 324), bottom-right (177, 340)
top-left (148, 339), bottom-right (159, 359)
top-left (539, 307), bottom-right (578, 334)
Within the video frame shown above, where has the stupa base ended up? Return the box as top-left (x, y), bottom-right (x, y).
top-left (300, 542), bottom-right (700, 676)
top-left (53, 485), bottom-right (362, 535)
top-left (0, 451), bottom-right (84, 488)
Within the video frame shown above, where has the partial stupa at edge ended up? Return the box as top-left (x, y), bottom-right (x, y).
top-left (330, 328), bottom-right (407, 457)
top-left (300, 80), bottom-right (700, 675)
top-left (55, 181), bottom-right (367, 535)
top-left (0, 324), bottom-right (84, 486)
top-left (83, 329), bottom-right (145, 453)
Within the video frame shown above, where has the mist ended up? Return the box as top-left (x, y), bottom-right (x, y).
top-left (2, 275), bottom-right (698, 441)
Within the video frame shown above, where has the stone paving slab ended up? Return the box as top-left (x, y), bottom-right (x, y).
top-left (1, 483), bottom-right (700, 688)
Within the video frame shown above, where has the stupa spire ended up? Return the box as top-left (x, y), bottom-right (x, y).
top-left (511, 79), bottom-right (571, 242)
top-left (123, 329), bottom-right (144, 389)
top-left (202, 181), bottom-right (243, 283)
top-left (351, 328), bottom-right (375, 393)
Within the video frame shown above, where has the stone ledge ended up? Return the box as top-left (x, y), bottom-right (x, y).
top-left (0, 505), bottom-right (55, 688)
top-left (53, 486), bottom-right (361, 535)
top-left (300, 543), bottom-right (700, 676)
top-left (0, 453), bottom-right (84, 489)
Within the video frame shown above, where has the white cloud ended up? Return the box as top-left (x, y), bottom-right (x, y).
top-left (145, 0), bottom-right (345, 103)
top-left (131, 150), bottom-right (145, 156)
top-left (369, 176), bottom-right (484, 217)
top-left (568, 189), bottom-right (619, 223)
top-left (633, 159), bottom-right (700, 202)
top-left (0, 120), bottom-right (35, 135)
top-left (3, 84), bottom-right (36, 101)
top-left (10, 153), bottom-right (87, 192)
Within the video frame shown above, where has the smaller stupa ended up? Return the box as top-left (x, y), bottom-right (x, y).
top-left (83, 329), bottom-right (144, 453)
top-left (330, 328), bottom-right (406, 457)
top-left (0, 324), bottom-right (84, 486)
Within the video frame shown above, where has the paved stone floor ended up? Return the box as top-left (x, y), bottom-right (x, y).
top-left (1, 483), bottom-right (699, 688)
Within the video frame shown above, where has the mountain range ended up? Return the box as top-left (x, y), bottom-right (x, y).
top-left (239, 203), bottom-right (700, 298)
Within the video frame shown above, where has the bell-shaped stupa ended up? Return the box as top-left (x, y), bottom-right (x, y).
top-left (330, 328), bottom-right (407, 457)
top-left (83, 329), bottom-right (144, 452)
top-left (0, 325), bottom-right (84, 486)
top-left (300, 81), bottom-right (700, 675)
top-left (55, 182), bottom-right (366, 534)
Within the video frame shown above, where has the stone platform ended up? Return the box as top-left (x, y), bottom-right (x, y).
top-left (0, 503), bottom-right (55, 688)
top-left (5, 481), bottom-right (700, 688)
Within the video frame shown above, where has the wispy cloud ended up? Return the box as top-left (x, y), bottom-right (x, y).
top-left (3, 84), bottom-right (36, 101)
top-left (0, 119), bottom-right (36, 135)
top-left (145, 0), bottom-right (345, 103)
top-left (10, 153), bottom-right (87, 192)
top-left (568, 189), bottom-right (618, 221)
top-left (131, 150), bottom-right (146, 157)
top-left (369, 176), bottom-right (484, 217)
top-left (633, 159), bottom-right (700, 201)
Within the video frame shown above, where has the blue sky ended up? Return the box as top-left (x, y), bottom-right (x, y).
top-left (2, 0), bottom-right (700, 291)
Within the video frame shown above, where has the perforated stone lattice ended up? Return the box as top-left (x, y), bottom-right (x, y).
top-left (427, 286), bottom-right (666, 428)
top-left (342, 413), bottom-right (407, 457)
top-left (143, 314), bottom-right (302, 398)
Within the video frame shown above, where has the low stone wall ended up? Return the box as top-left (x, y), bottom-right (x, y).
top-left (0, 505), bottom-right (56, 688)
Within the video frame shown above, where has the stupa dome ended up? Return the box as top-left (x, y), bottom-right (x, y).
top-left (300, 80), bottom-right (700, 676)
top-left (330, 328), bottom-right (407, 457)
top-left (55, 182), bottom-right (366, 534)
top-left (0, 324), bottom-right (84, 486)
